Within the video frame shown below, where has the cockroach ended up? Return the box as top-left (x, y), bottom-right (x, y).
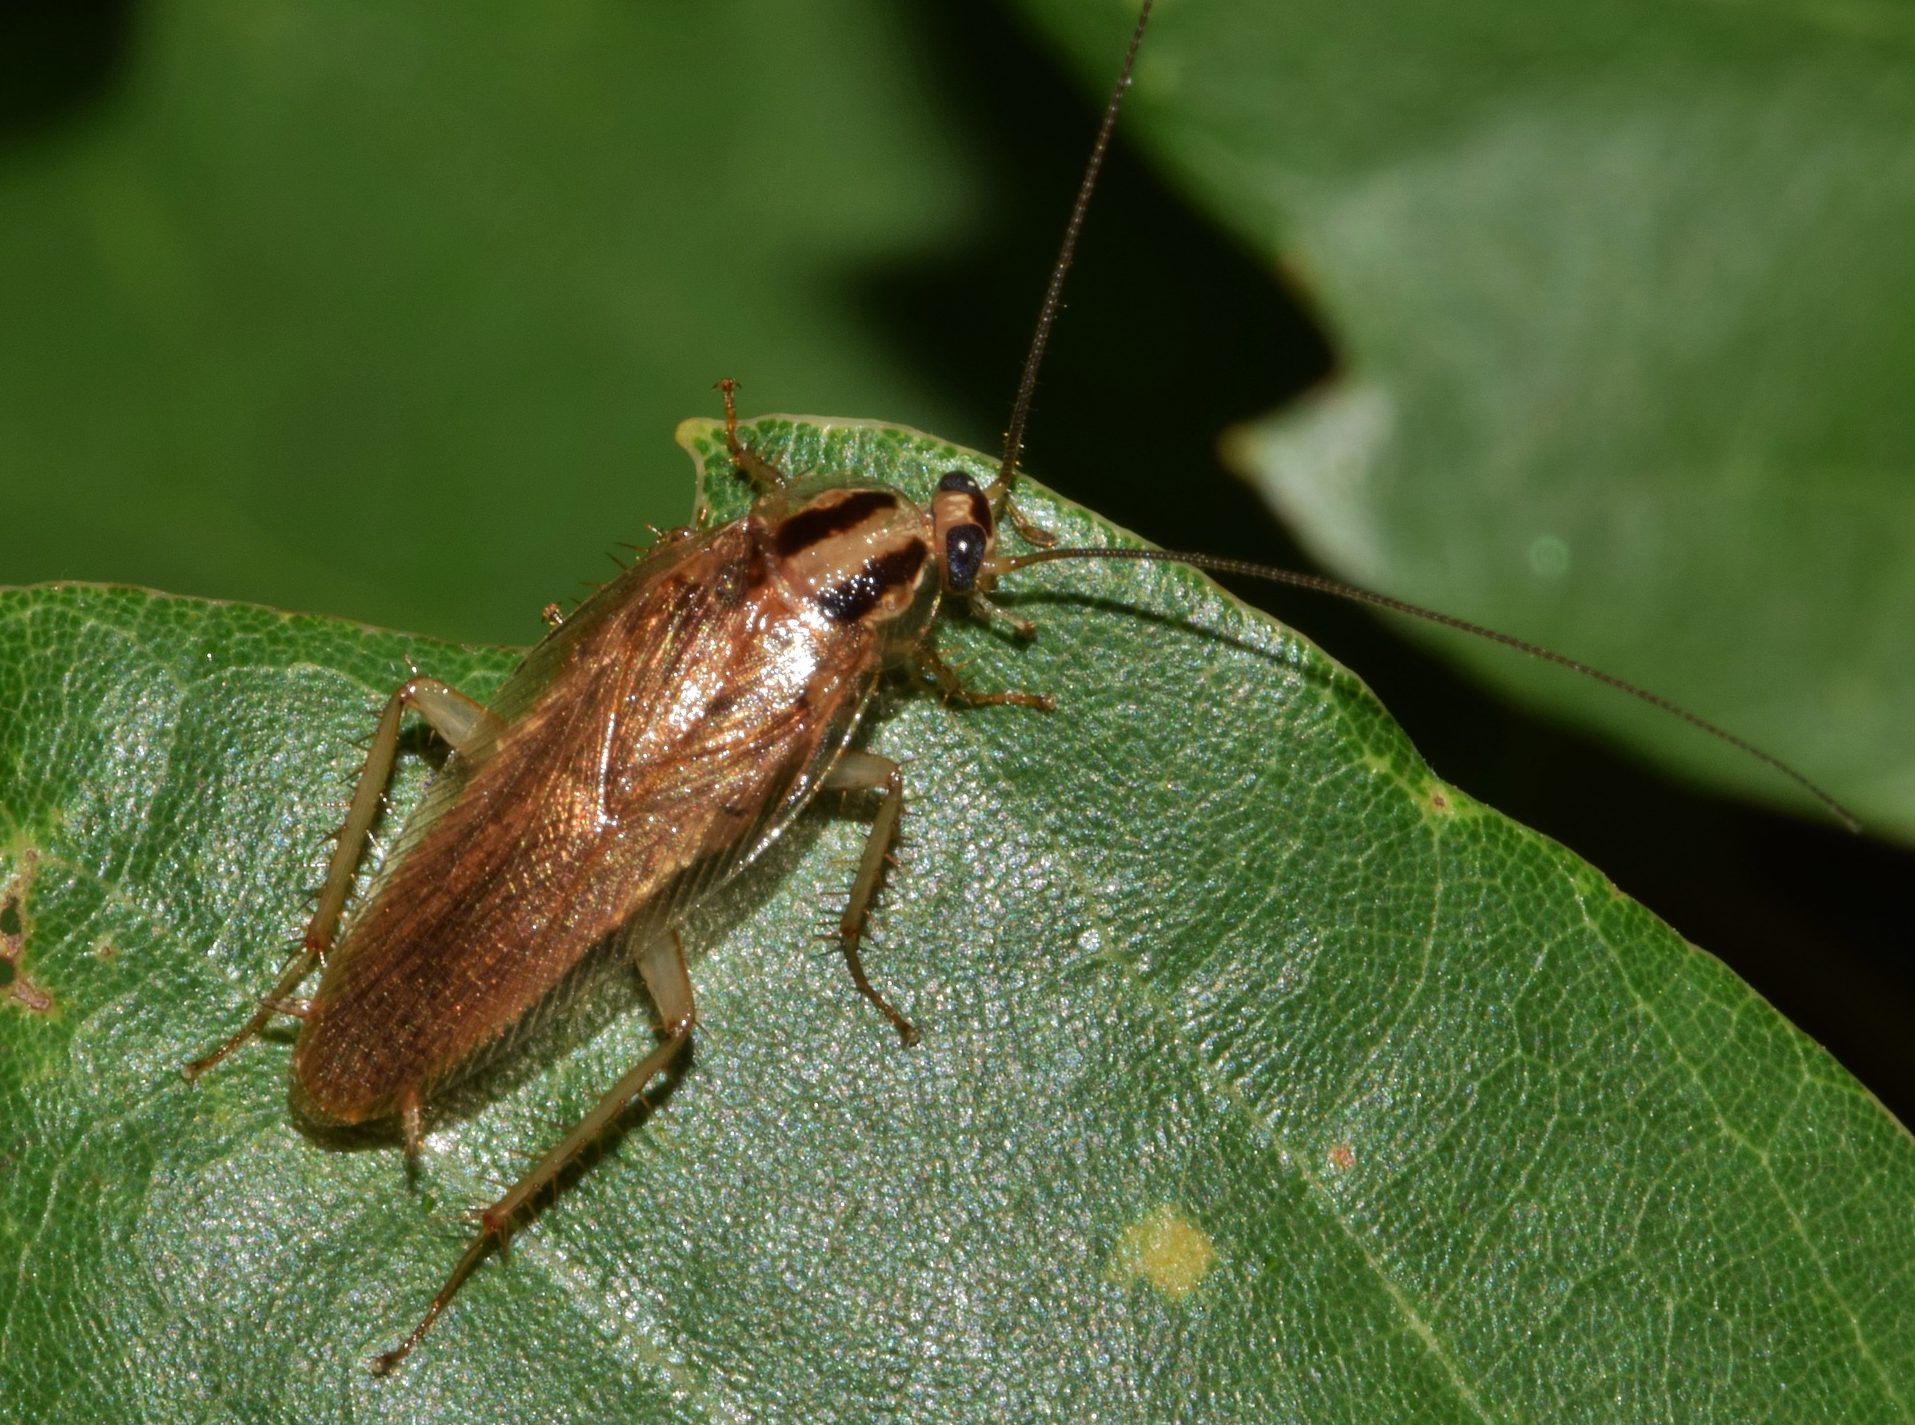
top-left (181, 0), bottom-right (1857, 1373)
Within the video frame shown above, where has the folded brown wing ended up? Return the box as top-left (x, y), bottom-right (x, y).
top-left (295, 522), bottom-right (876, 1123)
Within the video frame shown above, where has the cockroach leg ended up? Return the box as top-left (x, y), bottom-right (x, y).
top-left (715, 377), bottom-right (788, 492)
top-left (183, 952), bottom-right (320, 1080)
top-left (915, 645), bottom-right (1055, 713)
top-left (819, 752), bottom-right (920, 1046)
top-left (969, 590), bottom-right (1039, 640)
top-left (183, 677), bottom-right (497, 1081)
top-left (318, 678), bottom-right (496, 951)
top-left (399, 1088), bottom-right (425, 1164)
top-left (370, 928), bottom-right (698, 1374)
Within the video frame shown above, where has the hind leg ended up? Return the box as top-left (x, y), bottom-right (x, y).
top-left (370, 925), bottom-right (697, 1373)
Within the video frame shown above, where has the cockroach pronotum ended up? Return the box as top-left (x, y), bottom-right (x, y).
top-left (181, 0), bottom-right (1856, 1371)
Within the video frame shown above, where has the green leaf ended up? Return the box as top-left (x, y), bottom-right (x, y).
top-left (1017, 0), bottom-right (1915, 833)
top-left (3, 419), bottom-right (1911, 1422)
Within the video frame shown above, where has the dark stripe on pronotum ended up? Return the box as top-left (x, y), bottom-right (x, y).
top-left (775, 490), bottom-right (900, 558)
top-left (819, 541), bottom-right (929, 622)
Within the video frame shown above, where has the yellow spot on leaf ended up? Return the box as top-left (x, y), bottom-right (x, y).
top-left (1109, 1205), bottom-right (1217, 1301)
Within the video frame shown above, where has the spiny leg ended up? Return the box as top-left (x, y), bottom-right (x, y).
top-left (183, 677), bottom-right (496, 1080)
top-left (915, 644), bottom-right (1055, 713)
top-left (820, 752), bottom-right (922, 1046)
top-left (715, 377), bottom-right (788, 492)
top-left (966, 588), bottom-right (1039, 640)
top-left (370, 927), bottom-right (698, 1374)
top-left (399, 1088), bottom-right (426, 1164)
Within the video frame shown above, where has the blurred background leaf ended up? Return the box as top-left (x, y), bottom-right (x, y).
top-left (1024, 0), bottom-right (1915, 833)
top-left (2, 3), bottom-right (1909, 1125)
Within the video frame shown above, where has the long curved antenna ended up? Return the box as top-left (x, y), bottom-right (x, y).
top-left (991, 0), bottom-right (1155, 499)
top-left (994, 544), bottom-right (1863, 833)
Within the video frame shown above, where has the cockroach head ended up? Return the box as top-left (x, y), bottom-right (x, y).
top-left (930, 470), bottom-right (996, 596)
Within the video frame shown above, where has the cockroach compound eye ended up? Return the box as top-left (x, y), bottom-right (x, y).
top-left (930, 471), bottom-right (995, 595)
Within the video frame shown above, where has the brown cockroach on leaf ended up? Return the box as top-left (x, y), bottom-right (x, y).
top-left (182, 0), bottom-right (1857, 1372)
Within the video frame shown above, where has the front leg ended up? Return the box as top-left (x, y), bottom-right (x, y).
top-left (821, 751), bottom-right (920, 1046)
top-left (915, 644), bottom-right (1055, 713)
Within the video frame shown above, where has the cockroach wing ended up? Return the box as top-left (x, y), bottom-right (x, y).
top-left (292, 520), bottom-right (882, 1125)
top-left (373, 532), bottom-right (719, 865)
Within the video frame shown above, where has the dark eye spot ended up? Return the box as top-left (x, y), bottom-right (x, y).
top-left (944, 523), bottom-right (987, 592)
top-left (938, 471), bottom-right (980, 494)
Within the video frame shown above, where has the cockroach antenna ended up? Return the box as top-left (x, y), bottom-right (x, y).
top-left (988, 0), bottom-right (1154, 537)
top-left (990, 546), bottom-right (1864, 832)
top-left (976, 0), bottom-right (1860, 834)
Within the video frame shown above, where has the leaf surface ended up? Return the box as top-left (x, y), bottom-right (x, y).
top-left (2, 420), bottom-right (1910, 1423)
